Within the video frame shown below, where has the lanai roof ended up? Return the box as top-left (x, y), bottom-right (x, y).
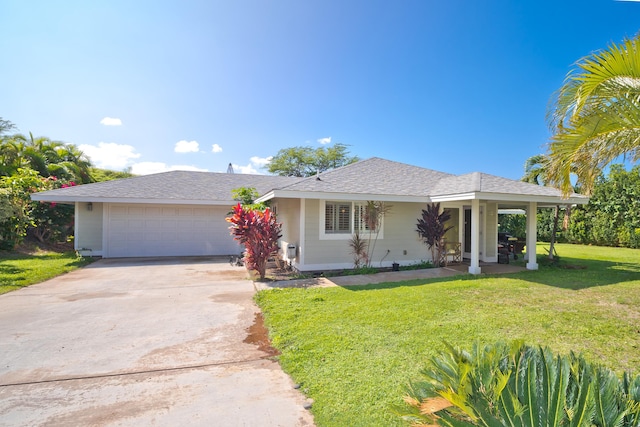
top-left (259, 157), bottom-right (588, 205)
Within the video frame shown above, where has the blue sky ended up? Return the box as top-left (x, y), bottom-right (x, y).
top-left (1, 0), bottom-right (639, 178)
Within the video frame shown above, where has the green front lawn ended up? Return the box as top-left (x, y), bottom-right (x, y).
top-left (0, 251), bottom-right (94, 294)
top-left (256, 243), bottom-right (640, 427)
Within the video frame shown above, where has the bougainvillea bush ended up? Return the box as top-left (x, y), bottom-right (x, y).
top-left (226, 203), bottom-right (282, 279)
top-left (0, 168), bottom-right (75, 250)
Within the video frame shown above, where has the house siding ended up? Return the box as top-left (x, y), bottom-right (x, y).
top-left (299, 200), bottom-right (431, 271)
top-left (76, 202), bottom-right (103, 255)
top-left (485, 202), bottom-right (498, 261)
top-left (275, 198), bottom-right (301, 261)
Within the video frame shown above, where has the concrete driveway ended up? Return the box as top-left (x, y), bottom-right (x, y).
top-left (0, 257), bottom-right (314, 426)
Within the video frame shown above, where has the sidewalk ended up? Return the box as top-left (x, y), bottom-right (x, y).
top-left (254, 262), bottom-right (527, 290)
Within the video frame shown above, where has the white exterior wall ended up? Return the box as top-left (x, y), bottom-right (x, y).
top-left (75, 202), bottom-right (104, 256)
top-left (484, 202), bottom-right (498, 261)
top-left (299, 200), bottom-right (430, 271)
top-left (274, 198), bottom-right (301, 262)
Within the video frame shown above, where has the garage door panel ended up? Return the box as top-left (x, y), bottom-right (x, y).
top-left (144, 207), bottom-right (162, 216)
top-left (107, 204), bottom-right (240, 257)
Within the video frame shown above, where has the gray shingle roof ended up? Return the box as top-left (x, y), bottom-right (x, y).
top-left (31, 158), bottom-right (588, 204)
top-left (32, 171), bottom-right (301, 203)
top-left (276, 157), bottom-right (455, 196)
top-left (430, 172), bottom-right (576, 198)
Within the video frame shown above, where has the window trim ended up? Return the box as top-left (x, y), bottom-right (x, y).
top-left (319, 200), bottom-right (385, 240)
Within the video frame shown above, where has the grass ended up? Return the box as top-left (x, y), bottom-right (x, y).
top-left (0, 250), bottom-right (94, 294)
top-left (255, 243), bottom-right (640, 427)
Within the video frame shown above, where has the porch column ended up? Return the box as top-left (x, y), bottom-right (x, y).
top-left (468, 199), bottom-right (481, 274)
top-left (298, 198), bottom-right (305, 269)
top-left (526, 201), bottom-right (538, 270)
top-left (74, 202), bottom-right (79, 252)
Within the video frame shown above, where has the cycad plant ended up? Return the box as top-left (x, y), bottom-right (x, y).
top-left (397, 341), bottom-right (640, 427)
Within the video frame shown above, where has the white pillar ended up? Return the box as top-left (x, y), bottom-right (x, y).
top-left (298, 198), bottom-right (305, 269)
top-left (468, 199), bottom-right (482, 274)
top-left (74, 202), bottom-right (79, 251)
top-left (526, 201), bottom-right (538, 270)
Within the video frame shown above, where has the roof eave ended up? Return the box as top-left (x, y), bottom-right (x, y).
top-left (30, 194), bottom-right (236, 206)
top-left (431, 191), bottom-right (589, 205)
top-left (260, 189), bottom-right (432, 203)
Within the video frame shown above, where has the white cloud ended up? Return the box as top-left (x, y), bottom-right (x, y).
top-left (231, 156), bottom-right (272, 175)
top-left (100, 117), bottom-right (122, 126)
top-left (232, 163), bottom-right (259, 174)
top-left (317, 137), bottom-right (331, 145)
top-left (79, 142), bottom-right (140, 169)
top-left (250, 156), bottom-right (272, 167)
top-left (211, 144), bottom-right (223, 153)
top-left (131, 162), bottom-right (208, 175)
top-left (174, 140), bottom-right (200, 153)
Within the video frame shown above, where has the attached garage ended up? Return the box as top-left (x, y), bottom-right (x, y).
top-left (31, 170), bottom-right (301, 259)
top-left (104, 204), bottom-right (240, 258)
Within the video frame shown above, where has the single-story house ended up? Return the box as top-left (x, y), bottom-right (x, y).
top-left (31, 157), bottom-right (588, 274)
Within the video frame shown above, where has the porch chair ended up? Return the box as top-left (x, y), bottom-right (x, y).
top-left (439, 241), bottom-right (462, 266)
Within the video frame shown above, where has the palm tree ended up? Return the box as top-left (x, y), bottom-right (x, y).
top-left (547, 34), bottom-right (640, 196)
top-left (522, 154), bottom-right (549, 186)
top-left (2, 133), bottom-right (93, 182)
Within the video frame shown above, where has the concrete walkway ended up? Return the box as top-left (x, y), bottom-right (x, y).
top-left (255, 262), bottom-right (527, 290)
top-left (0, 257), bottom-right (314, 426)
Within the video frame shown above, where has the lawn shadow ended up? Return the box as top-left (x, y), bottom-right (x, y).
top-left (338, 272), bottom-right (481, 291)
top-left (338, 256), bottom-right (640, 292)
top-left (0, 264), bottom-right (23, 275)
top-left (510, 256), bottom-right (640, 290)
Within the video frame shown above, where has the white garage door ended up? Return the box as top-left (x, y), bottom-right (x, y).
top-left (105, 204), bottom-right (241, 257)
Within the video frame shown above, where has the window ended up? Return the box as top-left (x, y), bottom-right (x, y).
top-left (325, 202), bottom-right (351, 234)
top-left (321, 201), bottom-right (384, 239)
top-left (353, 203), bottom-right (372, 233)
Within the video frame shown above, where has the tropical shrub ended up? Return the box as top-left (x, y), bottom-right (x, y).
top-left (416, 203), bottom-right (453, 267)
top-left (231, 186), bottom-right (269, 211)
top-left (29, 180), bottom-right (76, 243)
top-left (0, 168), bottom-right (76, 249)
top-left (361, 201), bottom-right (391, 266)
top-left (226, 203), bottom-right (282, 279)
top-left (564, 165), bottom-right (640, 248)
top-left (347, 230), bottom-right (368, 268)
top-left (0, 168), bottom-right (46, 249)
top-left (398, 341), bottom-right (640, 427)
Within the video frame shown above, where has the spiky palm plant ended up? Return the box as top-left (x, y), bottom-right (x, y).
top-left (397, 341), bottom-right (640, 427)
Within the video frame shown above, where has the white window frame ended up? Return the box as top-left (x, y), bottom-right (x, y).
top-left (319, 200), bottom-right (385, 240)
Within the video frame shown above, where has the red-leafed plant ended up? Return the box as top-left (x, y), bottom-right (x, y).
top-left (416, 202), bottom-right (453, 267)
top-left (226, 203), bottom-right (282, 280)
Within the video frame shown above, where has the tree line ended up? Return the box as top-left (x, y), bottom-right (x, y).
top-left (498, 163), bottom-right (640, 249)
top-left (0, 118), bottom-right (132, 250)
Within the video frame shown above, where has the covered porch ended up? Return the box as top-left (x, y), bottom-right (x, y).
top-left (439, 197), bottom-right (584, 275)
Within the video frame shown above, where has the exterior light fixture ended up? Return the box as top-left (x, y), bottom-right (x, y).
top-left (87, 202), bottom-right (93, 211)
